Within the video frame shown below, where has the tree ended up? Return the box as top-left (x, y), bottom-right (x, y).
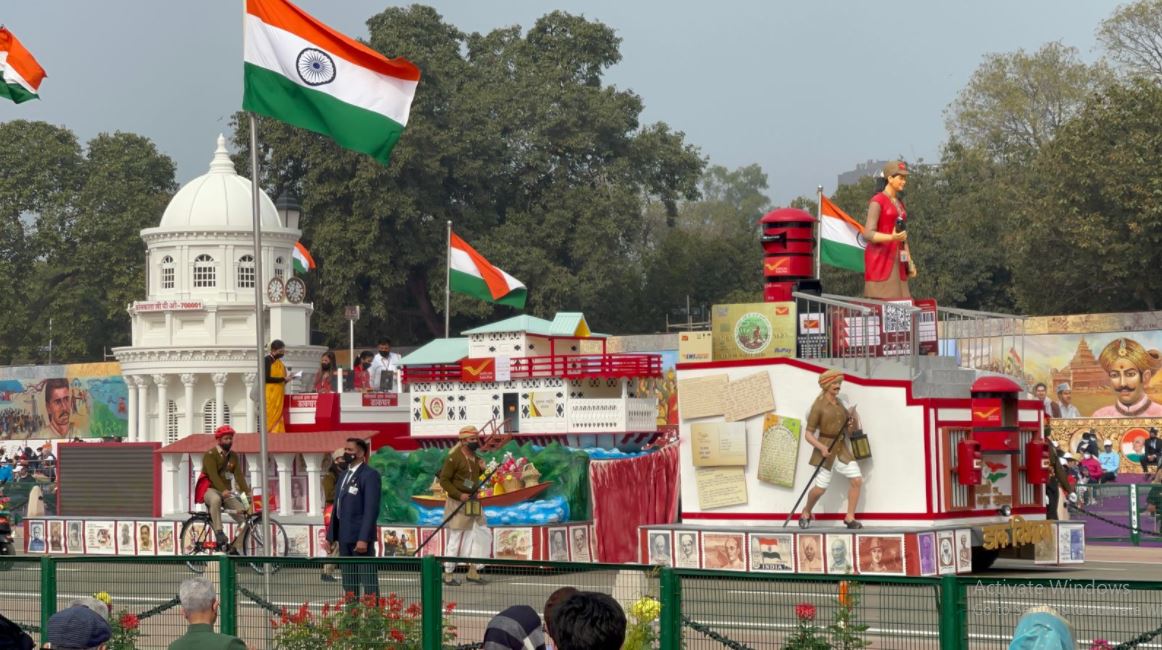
top-left (946, 42), bottom-right (1110, 161)
top-left (1009, 78), bottom-right (1162, 313)
top-left (235, 7), bottom-right (702, 344)
top-left (1098, 0), bottom-right (1162, 81)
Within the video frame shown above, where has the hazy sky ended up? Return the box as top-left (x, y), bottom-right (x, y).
top-left (1, 1), bottom-right (1120, 204)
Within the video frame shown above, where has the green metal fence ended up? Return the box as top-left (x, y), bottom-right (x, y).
top-left (9, 555), bottom-right (1162, 649)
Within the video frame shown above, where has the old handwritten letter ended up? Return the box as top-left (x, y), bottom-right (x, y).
top-left (695, 467), bottom-right (749, 509)
top-left (691, 422), bottom-right (747, 467)
top-left (677, 374), bottom-right (728, 419)
top-left (723, 371), bottom-right (776, 422)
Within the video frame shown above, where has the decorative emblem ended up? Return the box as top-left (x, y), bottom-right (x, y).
top-left (855, 231), bottom-right (868, 249)
top-left (1119, 338), bottom-right (1128, 357)
top-left (734, 311), bottom-right (773, 354)
top-left (266, 277), bottom-right (285, 303)
top-left (285, 277), bottom-right (307, 304)
top-left (296, 48), bottom-right (336, 86)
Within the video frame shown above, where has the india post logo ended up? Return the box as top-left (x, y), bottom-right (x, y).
top-left (734, 312), bottom-right (773, 354)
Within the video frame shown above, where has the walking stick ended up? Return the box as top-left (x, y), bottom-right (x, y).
top-left (783, 432), bottom-right (843, 528)
top-left (412, 462), bottom-right (502, 556)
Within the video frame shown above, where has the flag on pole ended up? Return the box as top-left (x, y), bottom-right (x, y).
top-left (0, 28), bottom-right (46, 104)
top-left (819, 195), bottom-right (866, 272)
top-left (243, 0), bottom-right (421, 165)
top-left (449, 232), bottom-right (526, 308)
top-left (292, 241), bottom-right (315, 274)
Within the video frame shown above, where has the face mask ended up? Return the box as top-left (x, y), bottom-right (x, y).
top-left (333, 460), bottom-right (348, 472)
top-left (362, 363), bottom-right (371, 370)
top-left (342, 453), bottom-right (356, 465)
top-left (465, 441), bottom-right (480, 452)
top-left (219, 443), bottom-right (232, 454)
top-left (321, 362), bottom-right (331, 370)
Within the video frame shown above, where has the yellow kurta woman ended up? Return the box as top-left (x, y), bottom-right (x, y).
top-left (265, 340), bottom-right (288, 433)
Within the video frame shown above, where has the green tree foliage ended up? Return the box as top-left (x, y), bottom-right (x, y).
top-left (233, 7), bottom-right (703, 344)
top-left (1098, 0), bottom-right (1162, 81)
top-left (0, 122), bottom-right (175, 364)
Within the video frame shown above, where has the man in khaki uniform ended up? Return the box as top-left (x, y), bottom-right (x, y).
top-left (798, 369), bottom-right (864, 529)
top-left (198, 425), bottom-right (251, 551)
top-left (438, 426), bottom-right (489, 586)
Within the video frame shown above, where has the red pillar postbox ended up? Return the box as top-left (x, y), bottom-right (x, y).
top-left (760, 208), bottom-right (817, 302)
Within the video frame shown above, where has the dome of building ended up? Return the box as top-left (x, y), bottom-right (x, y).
top-left (158, 134), bottom-right (283, 230)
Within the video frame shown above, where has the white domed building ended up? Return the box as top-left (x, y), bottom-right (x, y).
top-left (113, 135), bottom-right (325, 443)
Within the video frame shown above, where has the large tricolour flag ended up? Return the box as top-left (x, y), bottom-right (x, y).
top-left (820, 195), bottom-right (865, 272)
top-left (0, 28), bottom-right (46, 104)
top-left (449, 232), bottom-right (527, 309)
top-left (243, 0), bottom-right (421, 165)
top-left (292, 242), bottom-right (315, 274)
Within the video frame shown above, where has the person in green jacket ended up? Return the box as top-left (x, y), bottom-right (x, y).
top-left (168, 577), bottom-right (247, 650)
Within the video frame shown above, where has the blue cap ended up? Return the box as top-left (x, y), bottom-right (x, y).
top-left (1008, 611), bottom-right (1073, 650)
top-left (47, 605), bottom-right (112, 648)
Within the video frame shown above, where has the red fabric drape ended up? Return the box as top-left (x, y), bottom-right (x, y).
top-left (589, 443), bottom-right (680, 563)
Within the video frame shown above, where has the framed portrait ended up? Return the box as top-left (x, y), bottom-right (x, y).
top-left (155, 522), bottom-right (177, 556)
top-left (380, 526), bottom-right (417, 557)
top-left (1059, 523), bottom-right (1085, 563)
top-left (47, 520), bottom-right (65, 554)
top-left (26, 521), bottom-right (46, 554)
top-left (547, 527), bottom-right (569, 562)
top-left (569, 525), bottom-right (591, 563)
top-left (86, 521), bottom-right (116, 555)
top-left (936, 531), bottom-right (956, 575)
top-left (674, 531), bottom-right (701, 569)
top-left (702, 532), bottom-right (747, 572)
top-left (312, 526), bottom-right (330, 558)
top-left (116, 521), bottom-right (136, 556)
top-left (647, 530), bottom-right (673, 567)
top-left (917, 533), bottom-right (937, 576)
top-left (290, 476), bottom-right (309, 514)
top-left (284, 525), bottom-right (311, 558)
top-left (416, 528), bottom-right (442, 558)
top-left (796, 534), bottom-right (824, 574)
top-left (824, 534), bottom-right (854, 575)
top-left (749, 533), bottom-right (794, 573)
top-left (495, 528), bottom-right (534, 561)
top-left (856, 535), bottom-right (906, 576)
top-left (134, 522), bottom-right (156, 556)
top-left (66, 520), bottom-right (85, 554)
top-left (954, 529), bottom-right (972, 573)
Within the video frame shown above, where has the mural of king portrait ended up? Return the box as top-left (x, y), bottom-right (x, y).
top-left (1092, 338), bottom-right (1162, 418)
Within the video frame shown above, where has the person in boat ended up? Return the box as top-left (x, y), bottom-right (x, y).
top-left (799, 369), bottom-right (864, 529)
top-left (438, 425), bottom-right (491, 586)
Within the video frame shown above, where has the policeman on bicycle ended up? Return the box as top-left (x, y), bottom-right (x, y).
top-left (194, 425), bottom-right (251, 553)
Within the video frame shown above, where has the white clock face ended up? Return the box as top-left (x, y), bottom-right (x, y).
top-left (266, 278), bottom-right (285, 303)
top-left (286, 277), bottom-right (307, 304)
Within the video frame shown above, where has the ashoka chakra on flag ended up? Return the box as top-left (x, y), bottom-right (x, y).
top-left (296, 48), bottom-right (336, 86)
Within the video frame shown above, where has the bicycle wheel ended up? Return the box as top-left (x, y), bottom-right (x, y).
top-left (180, 516), bottom-right (215, 573)
top-left (241, 517), bottom-right (288, 575)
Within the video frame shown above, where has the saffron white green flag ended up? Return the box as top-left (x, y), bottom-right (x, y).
top-left (449, 232), bottom-right (527, 308)
top-left (292, 242), bottom-right (315, 274)
top-left (820, 195), bottom-right (865, 272)
top-left (0, 28), bottom-right (46, 104)
top-left (243, 0), bottom-right (420, 164)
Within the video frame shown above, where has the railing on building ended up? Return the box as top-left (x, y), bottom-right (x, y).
top-left (12, 554), bottom-right (1162, 649)
top-left (566, 397), bottom-right (656, 433)
top-left (936, 305), bottom-right (1027, 383)
top-left (403, 353), bottom-right (663, 384)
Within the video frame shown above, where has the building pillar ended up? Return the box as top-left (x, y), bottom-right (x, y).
top-left (134, 376), bottom-right (149, 443)
top-left (177, 454), bottom-right (191, 513)
top-left (125, 376), bottom-right (137, 442)
top-left (273, 453), bottom-right (296, 518)
top-left (212, 373), bottom-right (228, 429)
top-left (242, 373), bottom-right (257, 433)
top-left (245, 453), bottom-right (264, 507)
top-left (302, 452), bottom-right (325, 518)
top-left (153, 374), bottom-right (169, 444)
top-left (181, 374), bottom-right (197, 436)
top-left (189, 452), bottom-right (204, 512)
top-left (161, 453), bottom-right (181, 516)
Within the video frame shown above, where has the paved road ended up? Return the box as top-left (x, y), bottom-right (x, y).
top-left (1, 552), bottom-right (1158, 649)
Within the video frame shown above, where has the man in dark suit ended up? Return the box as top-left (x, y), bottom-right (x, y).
top-left (325, 437), bottom-right (381, 599)
top-left (1143, 428), bottom-right (1162, 474)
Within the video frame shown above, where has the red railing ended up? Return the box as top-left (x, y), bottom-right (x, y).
top-left (403, 353), bottom-right (662, 384)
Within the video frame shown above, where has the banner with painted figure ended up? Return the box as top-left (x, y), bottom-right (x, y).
top-left (0, 363), bottom-right (127, 439)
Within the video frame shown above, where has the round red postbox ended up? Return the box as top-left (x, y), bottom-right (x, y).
top-left (760, 208), bottom-right (817, 302)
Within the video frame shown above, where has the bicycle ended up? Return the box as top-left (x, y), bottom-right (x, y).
top-left (180, 507), bottom-right (288, 574)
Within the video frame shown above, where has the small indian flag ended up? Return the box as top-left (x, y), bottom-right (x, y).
top-left (449, 232), bottom-right (526, 309)
top-left (243, 0), bottom-right (420, 165)
top-left (820, 195), bottom-right (865, 273)
top-left (0, 27), bottom-right (46, 104)
top-left (292, 241), bottom-right (315, 274)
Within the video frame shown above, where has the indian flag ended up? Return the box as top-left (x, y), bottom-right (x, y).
top-left (0, 28), bottom-right (46, 104)
top-left (292, 242), bottom-right (315, 274)
top-left (820, 195), bottom-right (865, 272)
top-left (243, 0), bottom-right (421, 165)
top-left (449, 232), bottom-right (527, 309)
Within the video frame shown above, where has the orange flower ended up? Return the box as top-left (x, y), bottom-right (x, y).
top-left (838, 581), bottom-right (850, 608)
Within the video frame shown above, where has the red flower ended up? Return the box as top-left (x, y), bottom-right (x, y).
top-left (119, 613), bottom-right (140, 630)
top-left (795, 602), bottom-right (816, 622)
top-left (391, 629), bottom-right (406, 642)
top-left (444, 602), bottom-right (457, 613)
top-left (406, 603), bottom-right (421, 617)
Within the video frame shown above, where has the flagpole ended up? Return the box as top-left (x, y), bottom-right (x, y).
top-left (445, 220), bottom-right (452, 338)
top-left (815, 185), bottom-right (823, 279)
top-left (248, 112), bottom-right (273, 564)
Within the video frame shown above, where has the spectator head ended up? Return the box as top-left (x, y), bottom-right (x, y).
top-left (69, 596), bottom-right (110, 622)
top-left (357, 350), bottom-right (374, 369)
top-left (346, 437), bottom-right (370, 462)
top-left (270, 339), bottom-right (286, 359)
top-left (1008, 605), bottom-right (1073, 650)
top-left (179, 577), bottom-right (219, 624)
top-left (482, 605), bottom-right (545, 650)
top-left (47, 605), bottom-right (112, 649)
top-left (1033, 383), bottom-right (1047, 399)
top-left (543, 586), bottom-right (579, 639)
top-left (548, 592), bottom-right (626, 650)
top-left (378, 338), bottom-right (393, 355)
